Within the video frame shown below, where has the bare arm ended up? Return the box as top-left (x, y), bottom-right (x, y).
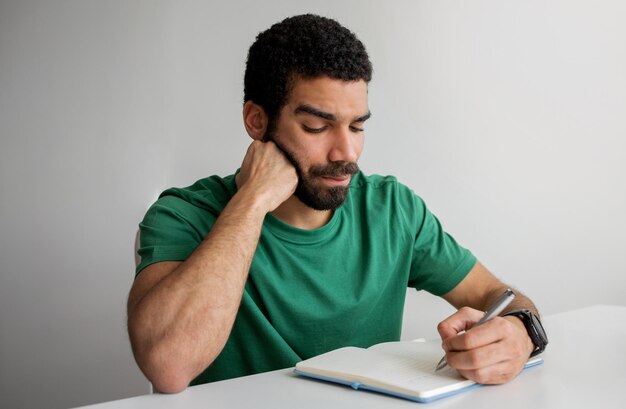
top-left (127, 141), bottom-right (297, 393)
top-left (440, 261), bottom-right (539, 316)
top-left (437, 261), bottom-right (538, 384)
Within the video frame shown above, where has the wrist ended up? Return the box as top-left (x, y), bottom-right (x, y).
top-left (229, 184), bottom-right (273, 218)
top-left (235, 177), bottom-right (292, 214)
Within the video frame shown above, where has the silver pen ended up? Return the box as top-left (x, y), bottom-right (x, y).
top-left (435, 288), bottom-right (516, 371)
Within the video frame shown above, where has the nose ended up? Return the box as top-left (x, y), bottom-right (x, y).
top-left (328, 126), bottom-right (361, 163)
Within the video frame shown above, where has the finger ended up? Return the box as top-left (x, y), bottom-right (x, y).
top-left (456, 358), bottom-right (525, 385)
top-left (445, 338), bottom-right (509, 370)
top-left (446, 318), bottom-right (508, 352)
top-left (436, 320), bottom-right (459, 342)
top-left (437, 306), bottom-right (485, 340)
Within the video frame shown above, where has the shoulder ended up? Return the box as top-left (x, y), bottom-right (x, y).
top-left (140, 173), bottom-right (237, 230)
top-left (154, 173), bottom-right (237, 214)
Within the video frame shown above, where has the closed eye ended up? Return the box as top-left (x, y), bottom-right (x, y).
top-left (302, 124), bottom-right (328, 133)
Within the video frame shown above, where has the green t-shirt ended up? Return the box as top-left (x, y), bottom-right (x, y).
top-left (136, 171), bottom-right (476, 385)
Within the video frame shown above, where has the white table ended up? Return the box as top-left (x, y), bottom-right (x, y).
top-left (77, 305), bottom-right (626, 408)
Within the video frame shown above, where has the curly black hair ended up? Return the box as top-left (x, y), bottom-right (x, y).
top-left (243, 14), bottom-right (372, 133)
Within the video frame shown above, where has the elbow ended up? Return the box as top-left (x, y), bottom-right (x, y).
top-left (128, 323), bottom-right (222, 394)
top-left (151, 374), bottom-right (189, 394)
top-left (141, 353), bottom-right (192, 394)
top-left (131, 342), bottom-right (192, 394)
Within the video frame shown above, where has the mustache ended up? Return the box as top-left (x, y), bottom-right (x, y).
top-left (309, 161), bottom-right (359, 177)
top-left (267, 134), bottom-right (359, 178)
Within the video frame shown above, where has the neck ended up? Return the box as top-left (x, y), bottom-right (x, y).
top-left (271, 195), bottom-right (333, 230)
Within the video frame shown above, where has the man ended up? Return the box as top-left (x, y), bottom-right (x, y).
top-left (127, 14), bottom-right (546, 394)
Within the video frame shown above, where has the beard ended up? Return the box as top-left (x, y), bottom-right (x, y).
top-left (266, 134), bottom-right (359, 211)
top-left (293, 159), bottom-right (359, 211)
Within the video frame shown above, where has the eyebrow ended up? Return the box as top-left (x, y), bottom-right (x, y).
top-left (294, 104), bottom-right (371, 123)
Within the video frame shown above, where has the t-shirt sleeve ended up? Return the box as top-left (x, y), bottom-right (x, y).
top-left (406, 195), bottom-right (477, 296)
top-left (135, 195), bottom-right (215, 276)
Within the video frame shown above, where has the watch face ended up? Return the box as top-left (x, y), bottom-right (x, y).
top-left (530, 313), bottom-right (549, 344)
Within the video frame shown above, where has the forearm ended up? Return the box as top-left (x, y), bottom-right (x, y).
top-left (444, 261), bottom-right (540, 317)
top-left (128, 187), bottom-right (267, 392)
top-left (482, 286), bottom-right (540, 317)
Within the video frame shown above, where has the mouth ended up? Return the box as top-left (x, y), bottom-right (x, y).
top-left (320, 174), bottom-right (352, 187)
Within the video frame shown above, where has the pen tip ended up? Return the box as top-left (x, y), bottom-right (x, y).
top-left (435, 357), bottom-right (447, 371)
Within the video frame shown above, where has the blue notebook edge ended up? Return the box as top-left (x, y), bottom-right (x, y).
top-left (293, 358), bottom-right (543, 404)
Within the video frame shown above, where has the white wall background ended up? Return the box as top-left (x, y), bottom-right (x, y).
top-left (1, 1), bottom-right (624, 408)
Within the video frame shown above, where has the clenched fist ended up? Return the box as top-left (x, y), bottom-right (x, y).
top-left (236, 140), bottom-right (298, 213)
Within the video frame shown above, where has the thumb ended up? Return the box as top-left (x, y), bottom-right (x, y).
top-left (437, 320), bottom-right (459, 341)
top-left (437, 306), bottom-right (484, 341)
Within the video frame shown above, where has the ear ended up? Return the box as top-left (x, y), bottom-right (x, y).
top-left (242, 100), bottom-right (269, 141)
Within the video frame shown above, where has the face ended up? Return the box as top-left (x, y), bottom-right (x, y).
top-left (266, 76), bottom-right (370, 211)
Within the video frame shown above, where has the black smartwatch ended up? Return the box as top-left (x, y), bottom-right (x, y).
top-left (504, 309), bottom-right (548, 357)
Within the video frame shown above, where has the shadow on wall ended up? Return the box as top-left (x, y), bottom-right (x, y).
top-left (134, 230), bottom-right (140, 268)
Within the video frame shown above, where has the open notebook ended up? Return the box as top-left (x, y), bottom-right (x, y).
top-left (294, 340), bottom-right (543, 403)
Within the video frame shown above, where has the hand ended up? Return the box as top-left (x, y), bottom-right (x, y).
top-left (236, 140), bottom-right (298, 212)
top-left (437, 306), bottom-right (535, 384)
